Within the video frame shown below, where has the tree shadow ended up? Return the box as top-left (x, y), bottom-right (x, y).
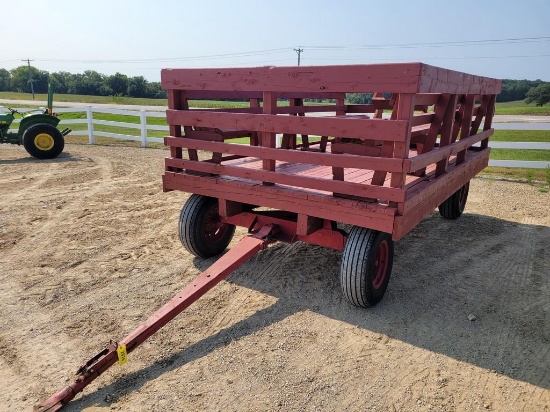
top-left (67, 212), bottom-right (549, 409)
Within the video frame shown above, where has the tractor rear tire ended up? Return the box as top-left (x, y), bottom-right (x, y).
top-left (179, 195), bottom-right (235, 258)
top-left (340, 227), bottom-right (394, 308)
top-left (438, 181), bottom-right (470, 220)
top-left (23, 124), bottom-right (64, 159)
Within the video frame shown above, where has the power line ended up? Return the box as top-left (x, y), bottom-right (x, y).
top-left (302, 35), bottom-right (550, 50)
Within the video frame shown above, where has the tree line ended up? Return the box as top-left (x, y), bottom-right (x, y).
top-left (0, 65), bottom-right (166, 99)
top-left (0, 65), bottom-right (548, 106)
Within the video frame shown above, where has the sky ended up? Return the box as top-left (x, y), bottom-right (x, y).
top-left (2, 0), bottom-right (550, 82)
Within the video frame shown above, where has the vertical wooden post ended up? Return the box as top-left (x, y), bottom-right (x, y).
top-left (250, 98), bottom-right (260, 146)
top-left (167, 90), bottom-right (183, 160)
top-left (389, 93), bottom-right (415, 190)
top-left (262, 91), bottom-right (277, 172)
top-left (436, 94), bottom-right (458, 177)
top-left (456, 94), bottom-right (475, 165)
top-left (481, 95), bottom-right (496, 149)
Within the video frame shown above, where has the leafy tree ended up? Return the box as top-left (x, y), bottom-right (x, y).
top-left (127, 76), bottom-right (148, 98)
top-left (346, 93), bottom-right (373, 104)
top-left (48, 71), bottom-right (71, 94)
top-left (145, 81), bottom-right (166, 99)
top-left (107, 72), bottom-right (128, 96)
top-left (0, 68), bottom-right (10, 91)
top-left (498, 79), bottom-right (545, 102)
top-left (525, 83), bottom-right (550, 106)
top-left (10, 65), bottom-right (49, 93)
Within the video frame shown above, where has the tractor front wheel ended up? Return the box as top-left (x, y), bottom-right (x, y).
top-left (23, 124), bottom-right (64, 159)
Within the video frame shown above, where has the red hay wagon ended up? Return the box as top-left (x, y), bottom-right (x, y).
top-left (161, 62), bottom-right (501, 307)
top-left (36, 63), bottom-right (502, 411)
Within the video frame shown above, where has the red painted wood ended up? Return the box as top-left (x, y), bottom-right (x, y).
top-left (419, 64), bottom-right (502, 94)
top-left (163, 172), bottom-right (396, 228)
top-left (165, 158), bottom-right (406, 202)
top-left (165, 138), bottom-right (404, 172)
top-left (162, 64), bottom-right (501, 94)
top-left (436, 94), bottom-right (459, 176)
top-left (168, 110), bottom-right (408, 143)
top-left (162, 63), bottom-right (425, 93)
top-left (404, 129), bottom-right (493, 172)
top-left (181, 90), bottom-right (345, 100)
top-left (394, 150), bottom-right (489, 240)
top-left (481, 95), bottom-right (496, 149)
top-left (456, 95), bottom-right (475, 164)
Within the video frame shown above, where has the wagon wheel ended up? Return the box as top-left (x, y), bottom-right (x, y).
top-left (23, 124), bottom-right (64, 159)
top-left (438, 181), bottom-right (470, 220)
top-left (340, 227), bottom-right (394, 308)
top-left (178, 195), bottom-right (235, 258)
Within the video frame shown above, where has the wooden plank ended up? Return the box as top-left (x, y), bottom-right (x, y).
top-left (404, 129), bottom-right (493, 172)
top-left (164, 158), bottom-right (407, 202)
top-left (262, 92), bottom-right (277, 171)
top-left (167, 110), bottom-right (409, 142)
top-left (390, 93), bottom-right (415, 189)
top-left (411, 113), bottom-right (434, 127)
top-left (456, 95), bottom-right (475, 164)
top-left (436, 94), bottom-right (459, 176)
top-left (481, 95), bottom-right (496, 149)
top-left (182, 90), bottom-right (346, 100)
top-left (414, 93), bottom-right (441, 106)
top-left (418, 64), bottom-right (502, 94)
top-left (188, 105), bottom-right (347, 115)
top-left (394, 150), bottom-right (489, 240)
top-left (167, 90), bottom-right (182, 162)
top-left (162, 63), bottom-right (424, 93)
top-left (163, 172), bottom-right (396, 233)
top-left (165, 138), bottom-right (404, 172)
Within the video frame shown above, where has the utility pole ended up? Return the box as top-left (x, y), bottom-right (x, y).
top-left (293, 47), bottom-right (304, 66)
top-left (22, 58), bottom-right (35, 100)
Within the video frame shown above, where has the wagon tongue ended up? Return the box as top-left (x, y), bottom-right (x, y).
top-left (34, 226), bottom-right (276, 412)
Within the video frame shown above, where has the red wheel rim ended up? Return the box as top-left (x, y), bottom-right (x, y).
top-left (372, 240), bottom-right (389, 289)
top-left (203, 206), bottom-right (230, 243)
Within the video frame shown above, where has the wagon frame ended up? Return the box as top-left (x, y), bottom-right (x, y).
top-left (36, 63), bottom-right (502, 411)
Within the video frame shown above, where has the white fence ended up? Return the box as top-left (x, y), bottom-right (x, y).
top-left (3, 106), bottom-right (549, 169)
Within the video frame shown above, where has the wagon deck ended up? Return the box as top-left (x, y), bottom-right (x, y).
top-left (161, 63), bottom-right (501, 241)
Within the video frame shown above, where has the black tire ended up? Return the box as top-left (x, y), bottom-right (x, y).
top-left (178, 195), bottom-right (235, 258)
top-left (438, 181), bottom-right (470, 220)
top-left (340, 227), bottom-right (394, 308)
top-left (23, 124), bottom-right (64, 159)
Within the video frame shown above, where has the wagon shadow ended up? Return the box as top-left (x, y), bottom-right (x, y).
top-left (69, 212), bottom-right (549, 409)
top-left (0, 151), bottom-right (80, 165)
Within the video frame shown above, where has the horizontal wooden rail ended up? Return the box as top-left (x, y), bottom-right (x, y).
top-left (165, 157), bottom-right (406, 202)
top-left (167, 110), bottom-right (408, 142)
top-left (404, 129), bottom-right (494, 172)
top-left (165, 137), bottom-right (405, 172)
top-left (188, 105), bottom-right (348, 115)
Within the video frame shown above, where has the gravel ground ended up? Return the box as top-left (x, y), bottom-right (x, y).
top-left (0, 143), bottom-right (548, 412)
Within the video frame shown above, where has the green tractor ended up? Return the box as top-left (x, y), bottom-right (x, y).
top-left (0, 84), bottom-right (71, 159)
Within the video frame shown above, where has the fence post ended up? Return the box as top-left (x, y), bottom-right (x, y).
top-left (86, 106), bottom-right (94, 144)
top-left (140, 110), bottom-right (147, 147)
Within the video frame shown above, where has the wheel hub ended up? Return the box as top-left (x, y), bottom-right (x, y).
top-left (34, 133), bottom-right (54, 151)
top-left (204, 207), bottom-right (230, 243)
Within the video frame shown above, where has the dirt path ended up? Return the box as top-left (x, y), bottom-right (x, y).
top-left (0, 143), bottom-right (548, 412)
